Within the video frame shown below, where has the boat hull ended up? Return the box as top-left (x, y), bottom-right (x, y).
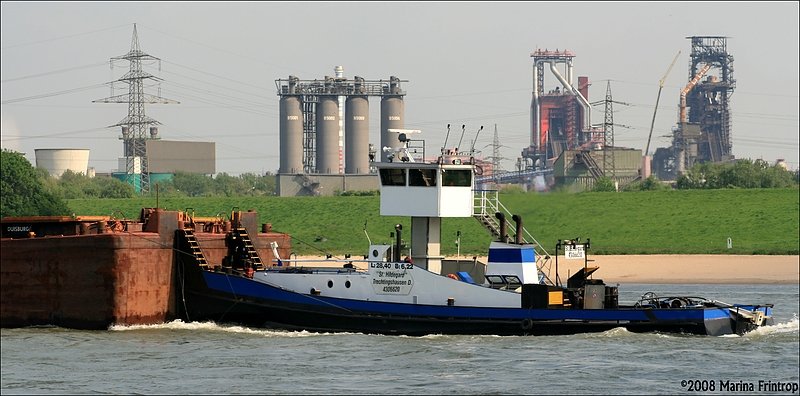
top-left (176, 267), bottom-right (771, 336)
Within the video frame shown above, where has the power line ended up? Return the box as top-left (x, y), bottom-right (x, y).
top-left (1, 61), bottom-right (109, 83)
top-left (1, 83), bottom-right (107, 104)
top-left (0, 127), bottom-right (110, 141)
top-left (159, 60), bottom-right (273, 99)
top-left (0, 23), bottom-right (131, 50)
top-left (137, 23), bottom-right (304, 76)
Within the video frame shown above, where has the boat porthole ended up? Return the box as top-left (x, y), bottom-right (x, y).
top-left (345, 280), bottom-right (351, 288)
top-left (327, 280), bottom-right (333, 288)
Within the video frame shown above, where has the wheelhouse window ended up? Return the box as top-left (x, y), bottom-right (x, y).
top-left (441, 169), bottom-right (472, 187)
top-left (379, 168), bottom-right (406, 186)
top-left (408, 168), bottom-right (437, 187)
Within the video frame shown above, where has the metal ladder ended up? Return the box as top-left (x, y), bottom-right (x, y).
top-left (473, 190), bottom-right (529, 243)
top-left (180, 228), bottom-right (209, 270)
top-left (473, 190), bottom-right (555, 285)
top-left (232, 227), bottom-right (264, 270)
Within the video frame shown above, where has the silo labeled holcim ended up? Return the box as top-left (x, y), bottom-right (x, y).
top-left (279, 76), bottom-right (303, 174)
top-left (316, 91), bottom-right (341, 174)
top-left (345, 76), bottom-right (369, 174)
top-left (380, 76), bottom-right (405, 162)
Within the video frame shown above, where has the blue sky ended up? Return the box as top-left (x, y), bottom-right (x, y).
top-left (2, 1), bottom-right (798, 174)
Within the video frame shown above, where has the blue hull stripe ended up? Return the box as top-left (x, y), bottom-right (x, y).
top-left (202, 272), bottom-right (769, 322)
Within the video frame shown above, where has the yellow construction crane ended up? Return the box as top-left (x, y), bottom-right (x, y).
top-left (679, 63), bottom-right (712, 124)
top-left (645, 50), bottom-right (681, 157)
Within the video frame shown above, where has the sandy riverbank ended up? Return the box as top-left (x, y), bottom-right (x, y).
top-left (290, 255), bottom-right (799, 285)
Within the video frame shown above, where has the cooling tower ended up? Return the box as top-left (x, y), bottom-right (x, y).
top-left (35, 148), bottom-right (90, 178)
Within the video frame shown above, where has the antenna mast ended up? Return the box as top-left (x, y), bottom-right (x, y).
top-left (442, 123), bottom-right (451, 152)
top-left (456, 124), bottom-right (466, 153)
top-left (470, 125), bottom-right (484, 155)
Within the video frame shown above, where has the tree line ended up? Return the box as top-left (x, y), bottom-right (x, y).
top-left (0, 149), bottom-right (276, 217)
top-left (149, 172), bottom-right (277, 197)
top-left (2, 149), bottom-right (797, 217)
top-left (593, 159), bottom-right (799, 192)
top-left (675, 158), bottom-right (798, 189)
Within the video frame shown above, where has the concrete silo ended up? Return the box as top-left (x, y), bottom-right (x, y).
top-left (279, 76), bottom-right (303, 174)
top-left (380, 76), bottom-right (405, 162)
top-left (345, 76), bottom-right (370, 174)
top-left (34, 148), bottom-right (90, 178)
top-left (316, 93), bottom-right (341, 174)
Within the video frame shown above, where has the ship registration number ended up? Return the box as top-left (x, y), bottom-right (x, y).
top-left (370, 263), bottom-right (413, 295)
top-left (564, 245), bottom-right (585, 260)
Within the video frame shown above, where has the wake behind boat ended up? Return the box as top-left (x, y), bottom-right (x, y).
top-left (174, 128), bottom-right (773, 336)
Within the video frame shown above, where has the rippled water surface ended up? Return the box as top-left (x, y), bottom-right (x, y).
top-left (2, 284), bottom-right (798, 395)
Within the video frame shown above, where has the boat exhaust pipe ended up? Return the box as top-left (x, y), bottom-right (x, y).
top-left (512, 214), bottom-right (523, 245)
top-left (394, 224), bottom-right (403, 262)
top-left (495, 212), bottom-right (507, 243)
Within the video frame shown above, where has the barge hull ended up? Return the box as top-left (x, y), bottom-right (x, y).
top-left (1, 209), bottom-right (290, 329)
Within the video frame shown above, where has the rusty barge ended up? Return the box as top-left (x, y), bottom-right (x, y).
top-left (0, 208), bottom-right (290, 329)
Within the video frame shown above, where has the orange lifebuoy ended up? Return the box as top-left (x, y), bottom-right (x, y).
top-left (447, 273), bottom-right (459, 280)
top-left (245, 267), bottom-right (255, 279)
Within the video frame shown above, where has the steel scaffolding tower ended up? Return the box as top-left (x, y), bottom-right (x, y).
top-left (94, 24), bottom-right (178, 194)
top-left (653, 36), bottom-right (735, 180)
top-left (685, 36), bottom-right (735, 163)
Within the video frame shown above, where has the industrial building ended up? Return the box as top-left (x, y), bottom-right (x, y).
top-left (271, 40), bottom-right (737, 194)
top-left (275, 69), bottom-right (407, 196)
top-left (652, 36), bottom-right (736, 180)
top-left (505, 49), bottom-right (641, 190)
top-left (109, 137), bottom-right (216, 193)
top-left (522, 49), bottom-right (599, 166)
top-left (551, 148), bottom-right (643, 190)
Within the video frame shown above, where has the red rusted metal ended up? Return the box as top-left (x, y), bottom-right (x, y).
top-left (0, 209), bottom-right (291, 329)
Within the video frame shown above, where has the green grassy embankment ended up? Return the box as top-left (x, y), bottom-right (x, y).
top-left (67, 188), bottom-right (799, 256)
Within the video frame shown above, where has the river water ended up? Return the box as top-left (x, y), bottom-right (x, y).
top-left (2, 283), bottom-right (798, 395)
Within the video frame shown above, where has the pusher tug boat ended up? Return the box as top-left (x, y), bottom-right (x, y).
top-left (174, 129), bottom-right (773, 336)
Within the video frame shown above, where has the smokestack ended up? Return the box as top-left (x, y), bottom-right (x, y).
top-left (495, 212), bottom-right (507, 243)
top-left (512, 214), bottom-right (523, 245)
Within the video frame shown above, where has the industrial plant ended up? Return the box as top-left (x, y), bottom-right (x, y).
top-left (91, 24), bottom-right (215, 194)
top-left (485, 48), bottom-right (643, 191)
top-left (27, 29), bottom-right (740, 195)
top-left (275, 70), bottom-right (408, 196)
top-left (651, 36), bottom-right (736, 180)
top-left (489, 36), bottom-right (738, 191)
top-left (272, 37), bottom-right (739, 195)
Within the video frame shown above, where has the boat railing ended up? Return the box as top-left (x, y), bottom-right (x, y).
top-left (633, 293), bottom-right (714, 309)
top-left (269, 258), bottom-right (370, 271)
top-left (266, 265), bottom-right (364, 275)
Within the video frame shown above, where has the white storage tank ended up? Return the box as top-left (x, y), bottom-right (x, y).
top-left (34, 148), bottom-right (90, 178)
